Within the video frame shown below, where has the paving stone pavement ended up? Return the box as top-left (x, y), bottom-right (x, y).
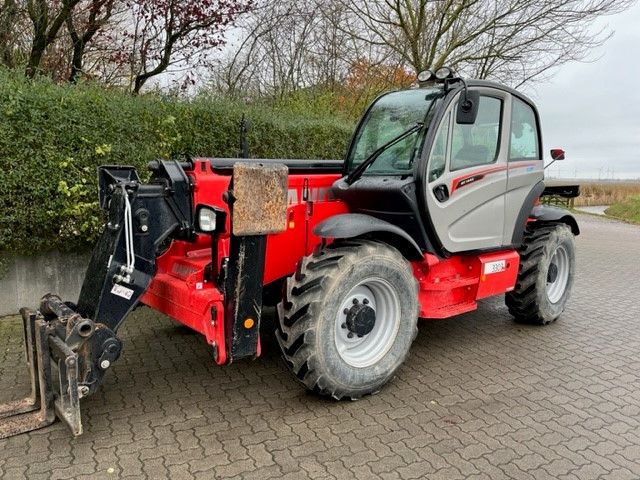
top-left (1, 213), bottom-right (639, 479)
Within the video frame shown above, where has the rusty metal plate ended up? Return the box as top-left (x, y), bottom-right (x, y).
top-left (232, 163), bottom-right (288, 236)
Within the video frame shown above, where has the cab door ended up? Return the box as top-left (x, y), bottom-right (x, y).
top-left (425, 88), bottom-right (511, 253)
top-left (502, 96), bottom-right (545, 244)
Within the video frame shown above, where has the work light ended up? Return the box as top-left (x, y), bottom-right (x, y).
top-left (435, 67), bottom-right (454, 80)
top-left (197, 206), bottom-right (217, 232)
top-left (417, 70), bottom-right (434, 83)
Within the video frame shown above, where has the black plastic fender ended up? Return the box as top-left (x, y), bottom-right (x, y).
top-left (530, 205), bottom-right (580, 235)
top-left (511, 181), bottom-right (545, 245)
top-left (313, 213), bottom-right (424, 260)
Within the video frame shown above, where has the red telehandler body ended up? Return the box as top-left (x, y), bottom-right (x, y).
top-left (0, 69), bottom-right (579, 437)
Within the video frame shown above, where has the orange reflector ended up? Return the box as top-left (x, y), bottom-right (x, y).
top-left (244, 318), bottom-right (255, 329)
top-left (288, 221), bottom-right (295, 229)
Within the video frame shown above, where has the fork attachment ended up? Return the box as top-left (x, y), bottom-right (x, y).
top-left (0, 310), bottom-right (57, 438)
top-left (0, 297), bottom-right (122, 438)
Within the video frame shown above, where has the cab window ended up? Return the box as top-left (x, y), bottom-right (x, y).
top-left (347, 88), bottom-right (441, 175)
top-left (450, 96), bottom-right (502, 171)
top-left (509, 97), bottom-right (540, 160)
top-left (428, 111), bottom-right (450, 182)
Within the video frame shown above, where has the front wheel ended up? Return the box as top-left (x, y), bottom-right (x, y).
top-left (276, 240), bottom-right (419, 400)
top-left (506, 224), bottom-right (576, 325)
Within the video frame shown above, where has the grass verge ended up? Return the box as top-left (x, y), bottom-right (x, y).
top-left (605, 196), bottom-right (640, 224)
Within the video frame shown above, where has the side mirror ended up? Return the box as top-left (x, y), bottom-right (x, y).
top-left (456, 90), bottom-right (480, 125)
top-left (550, 148), bottom-right (565, 161)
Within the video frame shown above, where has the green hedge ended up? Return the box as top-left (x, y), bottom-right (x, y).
top-left (0, 69), bottom-right (354, 254)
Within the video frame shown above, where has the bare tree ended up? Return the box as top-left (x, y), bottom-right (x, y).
top-left (98, 0), bottom-right (252, 94)
top-left (214, 0), bottom-right (634, 99)
top-left (0, 0), bottom-right (21, 67)
top-left (343, 0), bottom-right (635, 87)
top-left (0, 0), bottom-right (102, 79)
top-left (24, 0), bottom-right (82, 77)
top-left (65, 0), bottom-right (117, 83)
top-left (212, 0), bottom-right (372, 98)
top-left (218, 2), bottom-right (322, 97)
top-left (1, 0), bottom-right (255, 92)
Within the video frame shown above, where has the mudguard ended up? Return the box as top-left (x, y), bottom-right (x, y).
top-left (313, 213), bottom-right (423, 259)
top-left (530, 205), bottom-right (580, 235)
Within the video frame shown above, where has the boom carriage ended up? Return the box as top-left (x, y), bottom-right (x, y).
top-left (0, 69), bottom-right (578, 437)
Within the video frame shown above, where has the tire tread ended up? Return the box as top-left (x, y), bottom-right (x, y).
top-left (506, 224), bottom-right (571, 325)
top-left (277, 239), bottom-right (418, 399)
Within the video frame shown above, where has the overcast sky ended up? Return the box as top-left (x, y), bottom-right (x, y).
top-left (526, 2), bottom-right (640, 180)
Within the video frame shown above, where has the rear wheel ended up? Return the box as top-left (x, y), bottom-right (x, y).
top-left (276, 239), bottom-right (419, 400)
top-left (506, 224), bottom-right (575, 325)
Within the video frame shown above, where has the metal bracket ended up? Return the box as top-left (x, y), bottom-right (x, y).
top-left (224, 235), bottom-right (267, 363)
top-left (0, 310), bottom-right (83, 438)
top-left (0, 311), bottom-right (55, 438)
top-left (49, 336), bottom-right (82, 436)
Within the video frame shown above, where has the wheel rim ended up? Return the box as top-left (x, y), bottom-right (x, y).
top-left (334, 277), bottom-right (401, 368)
top-left (546, 244), bottom-right (570, 304)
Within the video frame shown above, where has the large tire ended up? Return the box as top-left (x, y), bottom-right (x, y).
top-left (276, 239), bottom-right (419, 400)
top-left (506, 224), bottom-right (575, 325)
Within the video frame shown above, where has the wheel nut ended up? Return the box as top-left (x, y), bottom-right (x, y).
top-left (352, 298), bottom-right (359, 305)
top-left (347, 332), bottom-right (354, 338)
top-left (363, 299), bottom-right (369, 305)
top-left (341, 323), bottom-right (347, 329)
top-left (343, 308), bottom-right (349, 314)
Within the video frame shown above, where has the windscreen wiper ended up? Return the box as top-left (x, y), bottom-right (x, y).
top-left (345, 122), bottom-right (424, 185)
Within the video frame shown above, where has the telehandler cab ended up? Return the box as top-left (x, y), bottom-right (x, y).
top-left (0, 67), bottom-right (579, 438)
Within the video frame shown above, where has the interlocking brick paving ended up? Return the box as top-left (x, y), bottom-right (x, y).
top-left (1, 213), bottom-right (639, 479)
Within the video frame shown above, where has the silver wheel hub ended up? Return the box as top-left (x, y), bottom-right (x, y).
top-left (546, 244), bottom-right (570, 304)
top-left (334, 278), bottom-right (401, 368)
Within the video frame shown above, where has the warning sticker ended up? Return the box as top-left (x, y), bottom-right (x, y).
top-left (111, 284), bottom-right (134, 300)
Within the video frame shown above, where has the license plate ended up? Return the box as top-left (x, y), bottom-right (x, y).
top-left (484, 260), bottom-right (506, 275)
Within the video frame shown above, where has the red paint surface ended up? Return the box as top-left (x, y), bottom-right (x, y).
top-left (141, 159), bottom-right (347, 364)
top-left (142, 158), bottom-right (522, 364)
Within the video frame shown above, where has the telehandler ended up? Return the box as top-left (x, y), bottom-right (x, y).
top-left (0, 67), bottom-right (578, 437)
